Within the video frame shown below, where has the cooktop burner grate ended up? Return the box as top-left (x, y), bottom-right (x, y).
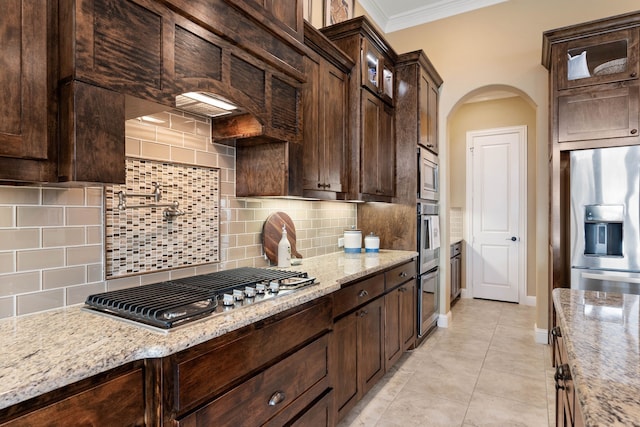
top-left (84, 267), bottom-right (314, 330)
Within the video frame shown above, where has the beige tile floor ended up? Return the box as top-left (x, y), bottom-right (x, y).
top-left (338, 298), bottom-right (556, 427)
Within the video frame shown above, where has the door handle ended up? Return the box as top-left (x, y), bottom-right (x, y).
top-left (506, 236), bottom-right (519, 242)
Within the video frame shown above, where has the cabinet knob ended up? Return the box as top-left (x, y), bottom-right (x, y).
top-left (426, 144), bottom-right (434, 148)
top-left (358, 309), bottom-right (369, 317)
top-left (399, 287), bottom-right (407, 292)
top-left (550, 326), bottom-right (562, 338)
top-left (268, 391), bottom-right (286, 406)
top-left (399, 271), bottom-right (408, 278)
top-left (631, 72), bottom-right (638, 78)
top-left (358, 290), bottom-right (369, 298)
top-left (631, 129), bottom-right (638, 135)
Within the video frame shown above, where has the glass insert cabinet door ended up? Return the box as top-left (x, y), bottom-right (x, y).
top-left (361, 39), bottom-right (394, 104)
top-left (556, 28), bottom-right (639, 90)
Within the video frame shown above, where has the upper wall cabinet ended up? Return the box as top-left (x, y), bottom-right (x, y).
top-left (302, 22), bottom-right (354, 200)
top-left (0, 0), bottom-right (56, 182)
top-left (555, 28), bottom-right (639, 91)
top-left (322, 16), bottom-right (398, 202)
top-left (362, 39), bottom-right (394, 105)
top-left (543, 12), bottom-right (640, 151)
top-left (395, 50), bottom-right (442, 204)
top-left (0, 0), bottom-right (306, 184)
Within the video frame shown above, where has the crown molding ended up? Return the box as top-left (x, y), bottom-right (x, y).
top-left (357, 0), bottom-right (391, 32)
top-left (374, 0), bottom-right (509, 33)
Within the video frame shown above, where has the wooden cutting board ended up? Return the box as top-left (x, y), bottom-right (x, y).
top-left (262, 212), bottom-right (302, 265)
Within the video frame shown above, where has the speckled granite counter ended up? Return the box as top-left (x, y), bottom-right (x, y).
top-left (0, 250), bottom-right (416, 411)
top-left (552, 288), bottom-right (640, 426)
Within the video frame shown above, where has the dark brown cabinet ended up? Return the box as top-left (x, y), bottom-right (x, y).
top-left (0, 0), bottom-right (56, 182)
top-left (542, 12), bottom-right (640, 331)
top-left (557, 84), bottom-right (639, 143)
top-left (331, 273), bottom-right (385, 421)
top-left (361, 38), bottom-right (394, 105)
top-left (396, 51), bottom-right (442, 155)
top-left (322, 17), bottom-right (397, 202)
top-left (450, 241), bottom-right (462, 302)
top-left (0, 362), bottom-right (146, 426)
top-left (163, 297), bottom-right (332, 426)
top-left (551, 325), bottom-right (585, 427)
top-left (384, 261), bottom-right (417, 370)
top-left (555, 27), bottom-right (639, 91)
top-left (302, 22), bottom-right (354, 200)
top-left (361, 90), bottom-right (395, 198)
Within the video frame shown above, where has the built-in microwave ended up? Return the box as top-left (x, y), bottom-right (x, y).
top-left (419, 147), bottom-right (439, 201)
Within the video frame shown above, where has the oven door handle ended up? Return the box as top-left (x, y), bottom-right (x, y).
top-left (581, 272), bottom-right (640, 284)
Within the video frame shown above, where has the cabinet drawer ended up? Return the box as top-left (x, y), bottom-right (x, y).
top-left (333, 274), bottom-right (384, 317)
top-left (385, 260), bottom-right (416, 290)
top-left (177, 335), bottom-right (330, 427)
top-left (172, 297), bottom-right (331, 413)
top-left (0, 366), bottom-right (145, 426)
top-left (450, 242), bottom-right (462, 258)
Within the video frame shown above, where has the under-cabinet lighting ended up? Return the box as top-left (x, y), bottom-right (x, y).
top-left (140, 115), bottom-right (166, 124)
top-left (182, 92), bottom-right (238, 111)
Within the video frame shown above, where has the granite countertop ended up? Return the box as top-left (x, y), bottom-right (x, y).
top-left (0, 250), bottom-right (416, 411)
top-left (552, 288), bottom-right (640, 426)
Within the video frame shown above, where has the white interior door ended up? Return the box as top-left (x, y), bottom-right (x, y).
top-left (466, 126), bottom-right (526, 303)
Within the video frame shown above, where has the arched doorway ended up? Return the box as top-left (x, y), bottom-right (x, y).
top-left (447, 85), bottom-right (538, 306)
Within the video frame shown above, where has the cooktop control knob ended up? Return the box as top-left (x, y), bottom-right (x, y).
top-left (222, 294), bottom-right (235, 306)
top-left (269, 281), bottom-right (280, 293)
top-left (233, 289), bottom-right (244, 301)
top-left (256, 283), bottom-right (266, 294)
top-left (245, 286), bottom-right (256, 298)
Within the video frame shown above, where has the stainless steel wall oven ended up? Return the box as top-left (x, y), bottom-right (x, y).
top-left (418, 201), bottom-right (440, 336)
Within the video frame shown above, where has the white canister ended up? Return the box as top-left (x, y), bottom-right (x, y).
top-left (343, 229), bottom-right (362, 253)
top-left (364, 233), bottom-right (380, 253)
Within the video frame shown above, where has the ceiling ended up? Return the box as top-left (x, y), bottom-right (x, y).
top-left (359, 0), bottom-right (509, 33)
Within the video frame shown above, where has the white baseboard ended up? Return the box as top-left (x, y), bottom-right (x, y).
top-left (461, 288), bottom-right (470, 298)
top-left (522, 295), bottom-right (536, 306)
top-left (437, 311), bottom-right (452, 328)
top-left (535, 324), bottom-right (548, 345)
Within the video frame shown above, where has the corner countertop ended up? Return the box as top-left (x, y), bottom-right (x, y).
top-left (0, 250), bottom-right (416, 411)
top-left (552, 288), bottom-right (640, 426)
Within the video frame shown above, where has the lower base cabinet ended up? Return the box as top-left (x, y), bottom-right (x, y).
top-left (0, 362), bottom-right (146, 426)
top-left (332, 296), bottom-right (385, 421)
top-left (552, 324), bottom-right (585, 427)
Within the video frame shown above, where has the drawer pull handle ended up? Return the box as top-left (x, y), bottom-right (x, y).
top-left (359, 310), bottom-right (369, 317)
top-left (399, 271), bottom-right (408, 277)
top-left (550, 326), bottom-right (562, 338)
top-left (631, 72), bottom-right (638, 78)
top-left (268, 391), bottom-right (286, 406)
top-left (631, 129), bottom-right (638, 135)
top-left (399, 287), bottom-right (407, 292)
top-left (358, 290), bottom-right (369, 298)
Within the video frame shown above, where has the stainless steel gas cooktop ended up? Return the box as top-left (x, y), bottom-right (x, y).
top-left (84, 267), bottom-right (316, 331)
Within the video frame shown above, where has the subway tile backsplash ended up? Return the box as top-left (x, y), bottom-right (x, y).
top-left (0, 110), bottom-right (355, 319)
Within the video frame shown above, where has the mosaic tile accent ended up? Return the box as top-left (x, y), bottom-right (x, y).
top-left (105, 158), bottom-right (220, 278)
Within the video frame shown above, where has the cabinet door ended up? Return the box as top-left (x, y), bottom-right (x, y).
top-left (357, 297), bottom-right (385, 396)
top-left (378, 103), bottom-right (395, 196)
top-left (399, 280), bottom-right (416, 350)
top-left (332, 313), bottom-right (358, 419)
top-left (361, 91), bottom-right (382, 196)
top-left (557, 28), bottom-right (639, 90)
top-left (557, 84), bottom-right (639, 143)
top-left (302, 56), bottom-right (347, 195)
top-left (322, 61), bottom-right (348, 192)
top-left (384, 290), bottom-right (402, 370)
top-left (419, 70), bottom-right (439, 153)
top-left (0, 366), bottom-right (145, 427)
top-left (0, 0), bottom-right (48, 161)
top-left (361, 91), bottom-right (394, 198)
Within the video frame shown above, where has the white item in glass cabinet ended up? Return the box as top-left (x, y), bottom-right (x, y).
top-left (567, 51), bottom-right (590, 80)
top-left (593, 58), bottom-right (627, 76)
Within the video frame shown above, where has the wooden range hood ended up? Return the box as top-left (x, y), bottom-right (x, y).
top-left (58, 0), bottom-right (305, 192)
